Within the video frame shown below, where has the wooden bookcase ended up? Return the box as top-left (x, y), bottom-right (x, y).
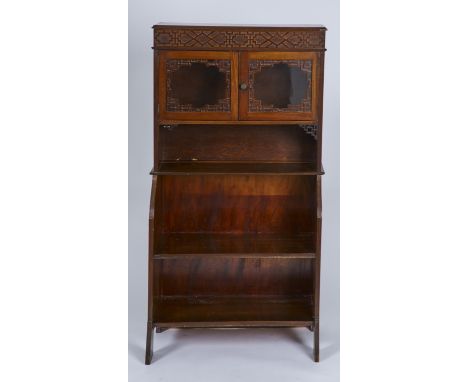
top-left (146, 24), bottom-right (326, 364)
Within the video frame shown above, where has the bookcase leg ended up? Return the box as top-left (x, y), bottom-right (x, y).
top-left (313, 322), bottom-right (320, 362)
top-left (145, 323), bottom-right (154, 365)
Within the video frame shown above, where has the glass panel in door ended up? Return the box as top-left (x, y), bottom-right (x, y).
top-left (239, 52), bottom-right (319, 121)
top-left (159, 51), bottom-right (238, 121)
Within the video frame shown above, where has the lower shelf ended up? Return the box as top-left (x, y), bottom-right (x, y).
top-left (154, 296), bottom-right (314, 327)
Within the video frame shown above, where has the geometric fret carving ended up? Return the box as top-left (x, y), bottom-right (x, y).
top-left (155, 28), bottom-right (326, 50)
top-left (300, 124), bottom-right (319, 139)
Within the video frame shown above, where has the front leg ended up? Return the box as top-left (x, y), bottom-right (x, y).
top-left (313, 321), bottom-right (319, 362)
top-left (145, 322), bottom-right (154, 365)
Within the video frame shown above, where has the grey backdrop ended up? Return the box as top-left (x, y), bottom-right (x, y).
top-left (129, 1), bottom-right (339, 380)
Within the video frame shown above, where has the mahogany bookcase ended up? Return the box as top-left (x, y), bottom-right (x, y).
top-left (145, 24), bottom-right (326, 364)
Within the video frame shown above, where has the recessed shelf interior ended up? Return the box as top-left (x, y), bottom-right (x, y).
top-left (154, 233), bottom-right (315, 258)
top-left (153, 257), bottom-right (315, 325)
top-left (154, 175), bottom-right (317, 234)
top-left (156, 124), bottom-right (319, 174)
top-left (154, 296), bottom-right (314, 327)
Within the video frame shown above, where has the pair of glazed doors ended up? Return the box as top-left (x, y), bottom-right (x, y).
top-left (158, 51), bottom-right (321, 122)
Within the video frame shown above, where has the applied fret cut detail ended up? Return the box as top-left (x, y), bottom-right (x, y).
top-left (155, 28), bottom-right (325, 50)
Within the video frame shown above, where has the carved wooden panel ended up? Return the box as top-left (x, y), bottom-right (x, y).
top-left (154, 28), bottom-right (325, 50)
top-left (248, 60), bottom-right (312, 113)
top-left (301, 124), bottom-right (319, 139)
top-left (166, 59), bottom-right (231, 112)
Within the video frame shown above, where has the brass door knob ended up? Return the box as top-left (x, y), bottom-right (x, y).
top-left (240, 83), bottom-right (248, 90)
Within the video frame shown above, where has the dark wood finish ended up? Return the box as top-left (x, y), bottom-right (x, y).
top-left (146, 24), bottom-right (326, 364)
top-left (154, 233), bottom-right (315, 258)
top-left (153, 162), bottom-right (322, 175)
top-left (154, 296), bottom-right (313, 327)
top-left (313, 175), bottom-right (322, 362)
top-left (158, 175), bottom-right (315, 234)
top-left (156, 258), bottom-right (314, 297)
top-left (159, 124), bottom-right (317, 163)
top-left (145, 176), bottom-right (158, 365)
top-left (145, 322), bottom-right (154, 365)
top-left (153, 49), bottom-right (160, 170)
top-left (316, 52), bottom-right (325, 184)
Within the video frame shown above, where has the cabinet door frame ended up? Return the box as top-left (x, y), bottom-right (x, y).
top-left (239, 51), bottom-right (319, 121)
top-left (159, 51), bottom-right (238, 121)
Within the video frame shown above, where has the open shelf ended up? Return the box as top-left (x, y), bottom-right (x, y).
top-left (154, 175), bottom-right (317, 240)
top-left (155, 124), bottom-right (321, 175)
top-left (154, 233), bottom-right (316, 259)
top-left (154, 296), bottom-right (314, 327)
top-left (152, 162), bottom-right (322, 175)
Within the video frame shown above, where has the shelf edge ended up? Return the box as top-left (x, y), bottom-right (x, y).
top-left (154, 321), bottom-right (314, 328)
top-left (153, 253), bottom-right (316, 259)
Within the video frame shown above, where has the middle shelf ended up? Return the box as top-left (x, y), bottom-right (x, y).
top-left (153, 233), bottom-right (316, 259)
top-left (152, 162), bottom-right (323, 175)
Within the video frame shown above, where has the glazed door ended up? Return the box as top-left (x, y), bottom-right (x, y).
top-left (239, 52), bottom-right (320, 121)
top-left (159, 51), bottom-right (238, 121)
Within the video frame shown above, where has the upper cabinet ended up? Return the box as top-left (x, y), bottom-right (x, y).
top-left (154, 25), bottom-right (326, 123)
